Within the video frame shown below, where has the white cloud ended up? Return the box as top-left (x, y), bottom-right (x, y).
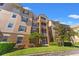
top-left (68, 14), bottom-right (79, 19)
top-left (23, 7), bottom-right (32, 10)
top-left (60, 21), bottom-right (73, 25)
top-left (60, 21), bottom-right (67, 24)
top-left (54, 19), bottom-right (59, 21)
top-left (53, 19), bottom-right (73, 25)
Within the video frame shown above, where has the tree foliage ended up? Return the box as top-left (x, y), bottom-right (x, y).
top-left (29, 32), bottom-right (45, 46)
top-left (54, 22), bottom-right (76, 46)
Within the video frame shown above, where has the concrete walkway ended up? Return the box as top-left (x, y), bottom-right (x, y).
top-left (69, 54), bottom-right (79, 56)
top-left (27, 50), bottom-right (79, 56)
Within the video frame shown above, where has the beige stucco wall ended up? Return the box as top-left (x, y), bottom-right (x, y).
top-left (0, 3), bottom-right (33, 48)
top-left (0, 8), bottom-right (32, 35)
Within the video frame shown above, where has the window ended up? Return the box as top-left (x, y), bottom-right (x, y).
top-left (2, 36), bottom-right (8, 42)
top-left (22, 16), bottom-right (28, 22)
top-left (0, 3), bottom-right (4, 6)
top-left (18, 25), bottom-right (26, 32)
top-left (12, 14), bottom-right (16, 18)
top-left (8, 23), bottom-right (13, 28)
top-left (16, 37), bottom-right (23, 44)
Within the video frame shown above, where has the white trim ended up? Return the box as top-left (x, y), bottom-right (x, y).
top-left (17, 35), bottom-right (24, 37)
top-left (3, 34), bottom-right (10, 36)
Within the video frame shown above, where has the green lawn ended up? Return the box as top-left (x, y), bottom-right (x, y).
top-left (75, 42), bottom-right (79, 46)
top-left (2, 46), bottom-right (79, 56)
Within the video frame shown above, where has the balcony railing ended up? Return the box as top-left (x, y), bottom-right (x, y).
top-left (41, 25), bottom-right (46, 29)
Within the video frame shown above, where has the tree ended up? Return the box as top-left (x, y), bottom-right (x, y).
top-left (53, 22), bottom-right (63, 46)
top-left (29, 32), bottom-right (45, 47)
top-left (58, 24), bottom-right (76, 46)
top-left (53, 21), bottom-right (76, 46)
top-left (0, 31), bottom-right (3, 41)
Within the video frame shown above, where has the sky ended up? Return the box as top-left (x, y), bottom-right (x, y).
top-left (21, 3), bottom-right (79, 26)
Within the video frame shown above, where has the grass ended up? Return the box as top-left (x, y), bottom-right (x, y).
top-left (2, 46), bottom-right (79, 56)
top-left (75, 42), bottom-right (79, 46)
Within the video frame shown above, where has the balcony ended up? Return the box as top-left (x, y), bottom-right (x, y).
top-left (41, 23), bottom-right (46, 28)
top-left (40, 19), bottom-right (47, 23)
top-left (41, 22), bottom-right (46, 25)
top-left (41, 29), bottom-right (46, 34)
top-left (41, 25), bottom-right (46, 29)
top-left (40, 38), bottom-right (48, 44)
top-left (41, 16), bottom-right (46, 20)
top-left (42, 33), bottom-right (47, 36)
top-left (40, 16), bottom-right (47, 23)
top-left (31, 28), bottom-right (39, 32)
top-left (32, 23), bottom-right (38, 28)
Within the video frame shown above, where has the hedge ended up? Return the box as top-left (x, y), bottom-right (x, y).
top-left (64, 42), bottom-right (73, 46)
top-left (49, 42), bottom-right (58, 46)
top-left (0, 42), bottom-right (15, 55)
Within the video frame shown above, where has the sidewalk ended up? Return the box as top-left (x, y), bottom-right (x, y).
top-left (27, 50), bottom-right (79, 56)
top-left (69, 54), bottom-right (79, 56)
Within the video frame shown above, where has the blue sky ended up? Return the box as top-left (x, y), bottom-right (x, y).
top-left (21, 3), bottom-right (79, 26)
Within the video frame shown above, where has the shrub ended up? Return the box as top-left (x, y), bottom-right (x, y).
top-left (39, 43), bottom-right (49, 47)
top-left (49, 42), bottom-right (58, 46)
top-left (0, 42), bottom-right (15, 55)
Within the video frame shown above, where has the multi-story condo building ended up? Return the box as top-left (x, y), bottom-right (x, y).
top-left (48, 20), bottom-right (56, 42)
top-left (0, 3), bottom-right (33, 48)
top-left (0, 3), bottom-right (50, 48)
top-left (31, 14), bottom-right (50, 46)
top-left (0, 3), bottom-right (77, 48)
top-left (37, 14), bottom-right (50, 46)
top-left (48, 20), bottom-right (61, 42)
